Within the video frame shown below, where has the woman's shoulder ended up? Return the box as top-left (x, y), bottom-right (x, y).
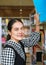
top-left (2, 40), bottom-right (16, 53)
top-left (2, 45), bottom-right (15, 53)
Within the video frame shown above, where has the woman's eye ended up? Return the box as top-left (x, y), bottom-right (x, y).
top-left (14, 28), bottom-right (19, 31)
top-left (21, 27), bottom-right (24, 30)
top-left (14, 27), bottom-right (24, 31)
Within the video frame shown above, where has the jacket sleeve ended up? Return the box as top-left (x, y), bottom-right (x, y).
top-left (1, 47), bottom-right (15, 65)
top-left (21, 32), bottom-right (40, 47)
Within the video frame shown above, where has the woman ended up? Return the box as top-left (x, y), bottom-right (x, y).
top-left (1, 14), bottom-right (40, 65)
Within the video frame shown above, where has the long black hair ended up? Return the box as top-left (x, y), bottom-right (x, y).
top-left (7, 18), bottom-right (23, 41)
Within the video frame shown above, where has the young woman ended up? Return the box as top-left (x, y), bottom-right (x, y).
top-left (1, 14), bottom-right (40, 65)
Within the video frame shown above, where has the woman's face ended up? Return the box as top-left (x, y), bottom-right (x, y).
top-left (9, 21), bottom-right (24, 42)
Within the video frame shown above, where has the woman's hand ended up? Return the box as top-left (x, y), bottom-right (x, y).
top-left (34, 14), bottom-right (39, 22)
top-left (34, 13), bottom-right (40, 32)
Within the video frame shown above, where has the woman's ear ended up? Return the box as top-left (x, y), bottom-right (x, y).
top-left (8, 30), bottom-right (11, 35)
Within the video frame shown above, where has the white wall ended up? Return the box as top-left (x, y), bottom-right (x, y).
top-left (0, 17), bottom-right (2, 64)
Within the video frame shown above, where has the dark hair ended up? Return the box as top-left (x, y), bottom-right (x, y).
top-left (7, 18), bottom-right (23, 40)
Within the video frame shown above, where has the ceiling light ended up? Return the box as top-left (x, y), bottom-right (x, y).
top-left (20, 9), bottom-right (22, 12)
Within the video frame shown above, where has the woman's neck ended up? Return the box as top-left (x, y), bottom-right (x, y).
top-left (10, 38), bottom-right (19, 43)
